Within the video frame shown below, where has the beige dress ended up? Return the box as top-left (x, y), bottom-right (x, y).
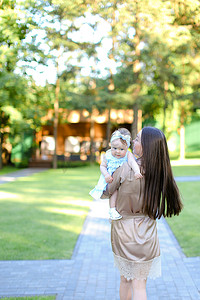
top-left (103, 162), bottom-right (161, 280)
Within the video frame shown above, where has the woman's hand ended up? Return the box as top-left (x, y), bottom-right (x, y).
top-left (134, 172), bottom-right (143, 179)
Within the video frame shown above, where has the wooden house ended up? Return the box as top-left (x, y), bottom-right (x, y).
top-left (29, 108), bottom-right (140, 167)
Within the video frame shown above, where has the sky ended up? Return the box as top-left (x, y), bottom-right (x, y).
top-left (20, 13), bottom-right (121, 86)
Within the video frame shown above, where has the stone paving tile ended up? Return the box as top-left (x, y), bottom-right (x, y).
top-left (0, 168), bottom-right (199, 299)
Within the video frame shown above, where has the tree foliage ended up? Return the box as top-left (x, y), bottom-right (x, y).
top-left (0, 0), bottom-right (200, 166)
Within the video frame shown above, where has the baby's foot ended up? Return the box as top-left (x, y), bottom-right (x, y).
top-left (109, 208), bottom-right (122, 220)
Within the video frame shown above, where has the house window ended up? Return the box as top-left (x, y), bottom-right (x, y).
top-left (41, 136), bottom-right (55, 156)
top-left (65, 136), bottom-right (80, 153)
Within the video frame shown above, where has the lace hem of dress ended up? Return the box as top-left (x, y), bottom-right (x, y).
top-left (113, 253), bottom-right (161, 281)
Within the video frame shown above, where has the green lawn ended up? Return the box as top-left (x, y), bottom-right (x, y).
top-left (0, 166), bottom-right (20, 175)
top-left (172, 165), bottom-right (200, 177)
top-left (0, 166), bottom-right (99, 260)
top-left (0, 163), bottom-right (199, 260)
top-left (167, 164), bottom-right (200, 257)
top-left (167, 181), bottom-right (200, 257)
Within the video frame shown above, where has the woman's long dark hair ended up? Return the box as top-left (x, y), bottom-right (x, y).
top-left (141, 127), bottom-right (183, 219)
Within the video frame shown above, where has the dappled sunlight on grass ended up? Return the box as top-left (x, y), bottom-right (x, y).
top-left (172, 164), bottom-right (200, 176)
top-left (1, 232), bottom-right (30, 245)
top-left (167, 180), bottom-right (200, 257)
top-left (66, 199), bottom-right (92, 206)
top-left (0, 191), bottom-right (19, 199)
top-left (0, 166), bottom-right (20, 175)
top-left (0, 165), bottom-right (99, 260)
top-left (40, 206), bottom-right (89, 216)
top-left (168, 164), bottom-right (200, 256)
top-left (0, 166), bottom-right (99, 202)
top-left (171, 159), bottom-right (200, 166)
top-left (1, 164), bottom-right (199, 259)
top-left (39, 219), bottom-right (83, 234)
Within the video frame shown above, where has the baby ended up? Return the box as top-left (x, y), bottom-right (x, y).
top-left (89, 128), bottom-right (142, 220)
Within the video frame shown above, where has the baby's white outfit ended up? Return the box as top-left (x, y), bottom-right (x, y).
top-left (89, 149), bottom-right (128, 200)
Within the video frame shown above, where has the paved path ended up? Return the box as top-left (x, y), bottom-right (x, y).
top-left (175, 175), bottom-right (200, 182)
top-left (0, 169), bottom-right (199, 299)
top-left (0, 168), bottom-right (49, 184)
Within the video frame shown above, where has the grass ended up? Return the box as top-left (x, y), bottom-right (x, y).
top-left (0, 163), bottom-right (199, 259)
top-left (167, 164), bottom-right (200, 257)
top-left (169, 151), bottom-right (200, 160)
top-left (0, 165), bottom-right (99, 260)
top-left (0, 165), bottom-right (20, 175)
top-left (167, 181), bottom-right (200, 257)
top-left (172, 165), bottom-right (200, 176)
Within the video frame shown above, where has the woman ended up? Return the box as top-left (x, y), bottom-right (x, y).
top-left (103, 126), bottom-right (183, 300)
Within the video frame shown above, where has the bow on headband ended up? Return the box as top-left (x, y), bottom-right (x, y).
top-left (110, 131), bottom-right (131, 147)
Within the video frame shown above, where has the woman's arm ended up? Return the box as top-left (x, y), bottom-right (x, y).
top-left (103, 162), bottom-right (128, 197)
top-left (127, 151), bottom-right (142, 178)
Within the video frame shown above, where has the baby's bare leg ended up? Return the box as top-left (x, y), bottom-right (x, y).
top-left (109, 190), bottom-right (122, 220)
top-left (109, 190), bottom-right (118, 208)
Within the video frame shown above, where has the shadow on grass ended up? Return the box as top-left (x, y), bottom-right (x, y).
top-left (1, 199), bottom-right (91, 259)
top-left (0, 198), bottom-right (91, 260)
top-left (0, 167), bottom-right (100, 261)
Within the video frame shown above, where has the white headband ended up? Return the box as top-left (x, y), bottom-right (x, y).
top-left (110, 130), bottom-right (131, 147)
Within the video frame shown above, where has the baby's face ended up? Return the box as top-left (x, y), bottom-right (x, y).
top-left (111, 138), bottom-right (128, 159)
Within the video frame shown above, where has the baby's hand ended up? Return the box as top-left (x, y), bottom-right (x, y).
top-left (105, 174), bottom-right (113, 183)
top-left (134, 172), bottom-right (143, 179)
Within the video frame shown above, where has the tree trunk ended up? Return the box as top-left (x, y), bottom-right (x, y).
top-left (131, 103), bottom-right (138, 139)
top-left (179, 55), bottom-right (185, 160)
top-left (106, 107), bottom-right (111, 149)
top-left (131, 1), bottom-right (141, 137)
top-left (0, 111), bottom-right (2, 169)
top-left (89, 115), bottom-right (95, 163)
top-left (53, 47), bottom-right (62, 169)
top-left (106, 6), bottom-right (116, 149)
top-left (53, 77), bottom-right (59, 169)
top-left (179, 101), bottom-right (185, 160)
top-left (89, 76), bottom-right (98, 163)
top-left (107, 70), bottom-right (114, 149)
top-left (163, 81), bottom-right (168, 133)
top-left (179, 124), bottom-right (185, 160)
top-left (0, 132), bottom-right (2, 169)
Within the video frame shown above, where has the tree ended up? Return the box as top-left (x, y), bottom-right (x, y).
top-left (38, 0), bottom-right (97, 168)
top-left (0, 0), bottom-right (54, 167)
top-left (91, 0), bottom-right (176, 137)
top-left (0, 0), bottom-right (31, 168)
